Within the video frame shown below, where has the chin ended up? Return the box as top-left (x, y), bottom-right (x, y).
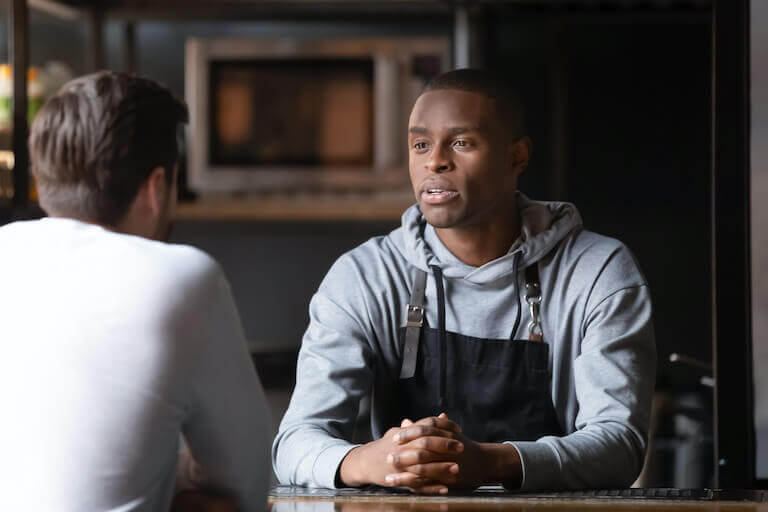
top-left (418, 196), bottom-right (469, 229)
top-left (421, 209), bottom-right (462, 229)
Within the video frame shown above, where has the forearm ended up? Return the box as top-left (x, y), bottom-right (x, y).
top-left (512, 422), bottom-right (646, 489)
top-left (273, 422), bottom-right (361, 488)
top-left (273, 275), bottom-right (377, 487)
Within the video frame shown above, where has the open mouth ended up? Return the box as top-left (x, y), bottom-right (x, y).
top-left (421, 188), bottom-right (459, 204)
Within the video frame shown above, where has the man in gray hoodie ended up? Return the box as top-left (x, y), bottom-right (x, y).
top-left (272, 69), bottom-right (656, 494)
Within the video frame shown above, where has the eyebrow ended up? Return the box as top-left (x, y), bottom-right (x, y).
top-left (447, 126), bottom-right (479, 135)
top-left (408, 125), bottom-right (482, 135)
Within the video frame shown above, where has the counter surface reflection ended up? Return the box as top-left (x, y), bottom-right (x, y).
top-left (268, 486), bottom-right (768, 512)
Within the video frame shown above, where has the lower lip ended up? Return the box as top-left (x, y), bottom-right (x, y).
top-left (421, 191), bottom-right (459, 205)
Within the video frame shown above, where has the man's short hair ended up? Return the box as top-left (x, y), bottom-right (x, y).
top-left (421, 68), bottom-right (526, 137)
top-left (29, 71), bottom-right (188, 226)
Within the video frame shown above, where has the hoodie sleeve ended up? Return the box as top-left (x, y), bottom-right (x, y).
top-left (272, 255), bottom-right (376, 488)
top-left (511, 247), bottom-right (656, 490)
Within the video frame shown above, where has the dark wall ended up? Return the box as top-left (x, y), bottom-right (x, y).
top-left (170, 220), bottom-right (398, 351)
top-left (487, 11), bottom-right (712, 388)
top-left (565, 22), bottom-right (711, 389)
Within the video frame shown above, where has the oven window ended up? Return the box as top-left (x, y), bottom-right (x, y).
top-left (209, 59), bottom-right (374, 168)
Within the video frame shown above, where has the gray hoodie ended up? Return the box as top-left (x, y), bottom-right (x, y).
top-left (272, 193), bottom-right (656, 490)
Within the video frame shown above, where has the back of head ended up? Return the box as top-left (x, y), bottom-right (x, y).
top-left (421, 68), bottom-right (526, 138)
top-left (29, 71), bottom-right (188, 226)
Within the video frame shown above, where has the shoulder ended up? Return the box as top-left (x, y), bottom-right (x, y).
top-left (320, 229), bottom-right (408, 292)
top-left (148, 242), bottom-right (222, 283)
top-left (124, 236), bottom-right (221, 281)
top-left (0, 219), bottom-right (54, 245)
top-left (552, 228), bottom-right (649, 310)
top-left (92, 235), bottom-right (228, 312)
top-left (0, 219), bottom-right (32, 236)
top-left (120, 240), bottom-right (238, 347)
top-left (314, 229), bottom-right (410, 328)
top-left (560, 229), bottom-right (646, 283)
top-left (0, 220), bottom-right (223, 292)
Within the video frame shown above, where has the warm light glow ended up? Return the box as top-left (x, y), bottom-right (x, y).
top-left (0, 150), bottom-right (15, 169)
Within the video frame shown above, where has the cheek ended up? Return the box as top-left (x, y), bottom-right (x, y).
top-left (458, 155), bottom-right (495, 188)
top-left (408, 155), bottom-right (425, 187)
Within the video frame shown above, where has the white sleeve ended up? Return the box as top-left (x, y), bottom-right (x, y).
top-left (177, 260), bottom-right (272, 512)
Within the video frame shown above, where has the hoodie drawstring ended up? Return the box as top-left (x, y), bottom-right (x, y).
top-left (430, 265), bottom-right (447, 409)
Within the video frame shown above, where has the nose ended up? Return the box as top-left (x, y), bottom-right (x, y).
top-left (425, 143), bottom-right (453, 174)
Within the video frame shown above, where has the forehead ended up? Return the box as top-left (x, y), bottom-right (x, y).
top-left (408, 89), bottom-right (497, 131)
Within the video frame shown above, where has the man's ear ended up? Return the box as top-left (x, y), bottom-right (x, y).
top-left (507, 136), bottom-right (533, 176)
top-left (144, 166), bottom-right (168, 217)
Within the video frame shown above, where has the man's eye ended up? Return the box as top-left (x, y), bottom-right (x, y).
top-left (453, 140), bottom-right (468, 147)
top-left (413, 142), bottom-right (428, 150)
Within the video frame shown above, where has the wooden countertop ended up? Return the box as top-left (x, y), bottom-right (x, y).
top-left (268, 487), bottom-right (768, 512)
top-left (269, 501), bottom-right (767, 512)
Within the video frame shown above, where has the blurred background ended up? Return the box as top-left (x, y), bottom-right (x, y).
top-left (0, 0), bottom-right (762, 490)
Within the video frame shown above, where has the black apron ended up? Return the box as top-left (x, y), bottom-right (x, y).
top-left (395, 264), bottom-right (563, 443)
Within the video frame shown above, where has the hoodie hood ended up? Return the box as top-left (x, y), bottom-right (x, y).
top-left (398, 192), bottom-right (583, 285)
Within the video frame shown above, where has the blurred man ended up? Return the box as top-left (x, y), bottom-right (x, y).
top-left (273, 69), bottom-right (656, 493)
top-left (0, 71), bottom-right (270, 511)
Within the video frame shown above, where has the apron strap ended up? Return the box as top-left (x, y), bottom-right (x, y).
top-left (399, 268), bottom-right (427, 379)
top-left (525, 264), bottom-right (543, 342)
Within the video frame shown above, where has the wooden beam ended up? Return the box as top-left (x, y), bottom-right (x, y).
top-left (87, 8), bottom-right (105, 72)
top-left (11, 0), bottom-right (28, 210)
top-left (549, 20), bottom-right (567, 201)
top-left (711, 0), bottom-right (754, 489)
top-left (124, 22), bottom-right (137, 73)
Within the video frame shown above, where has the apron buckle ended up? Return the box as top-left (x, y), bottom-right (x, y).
top-left (406, 305), bottom-right (425, 327)
top-left (526, 284), bottom-right (543, 342)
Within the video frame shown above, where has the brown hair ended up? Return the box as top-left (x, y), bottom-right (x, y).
top-left (29, 71), bottom-right (188, 225)
top-left (422, 68), bottom-right (526, 137)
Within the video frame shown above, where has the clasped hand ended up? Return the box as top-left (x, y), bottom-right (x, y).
top-left (340, 413), bottom-right (488, 494)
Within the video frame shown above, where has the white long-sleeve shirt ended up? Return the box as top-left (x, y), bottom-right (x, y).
top-left (0, 217), bottom-right (270, 511)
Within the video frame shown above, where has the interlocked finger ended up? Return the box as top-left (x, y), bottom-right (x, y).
top-left (396, 461), bottom-right (459, 481)
top-left (413, 416), bottom-right (461, 433)
top-left (394, 425), bottom-right (458, 444)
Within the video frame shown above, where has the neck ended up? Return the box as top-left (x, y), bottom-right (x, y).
top-left (434, 203), bottom-right (521, 268)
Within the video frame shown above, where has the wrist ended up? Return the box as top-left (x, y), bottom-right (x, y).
top-left (339, 445), bottom-right (368, 487)
top-left (480, 443), bottom-right (523, 489)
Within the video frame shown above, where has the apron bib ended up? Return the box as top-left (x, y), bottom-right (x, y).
top-left (393, 264), bottom-right (563, 443)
